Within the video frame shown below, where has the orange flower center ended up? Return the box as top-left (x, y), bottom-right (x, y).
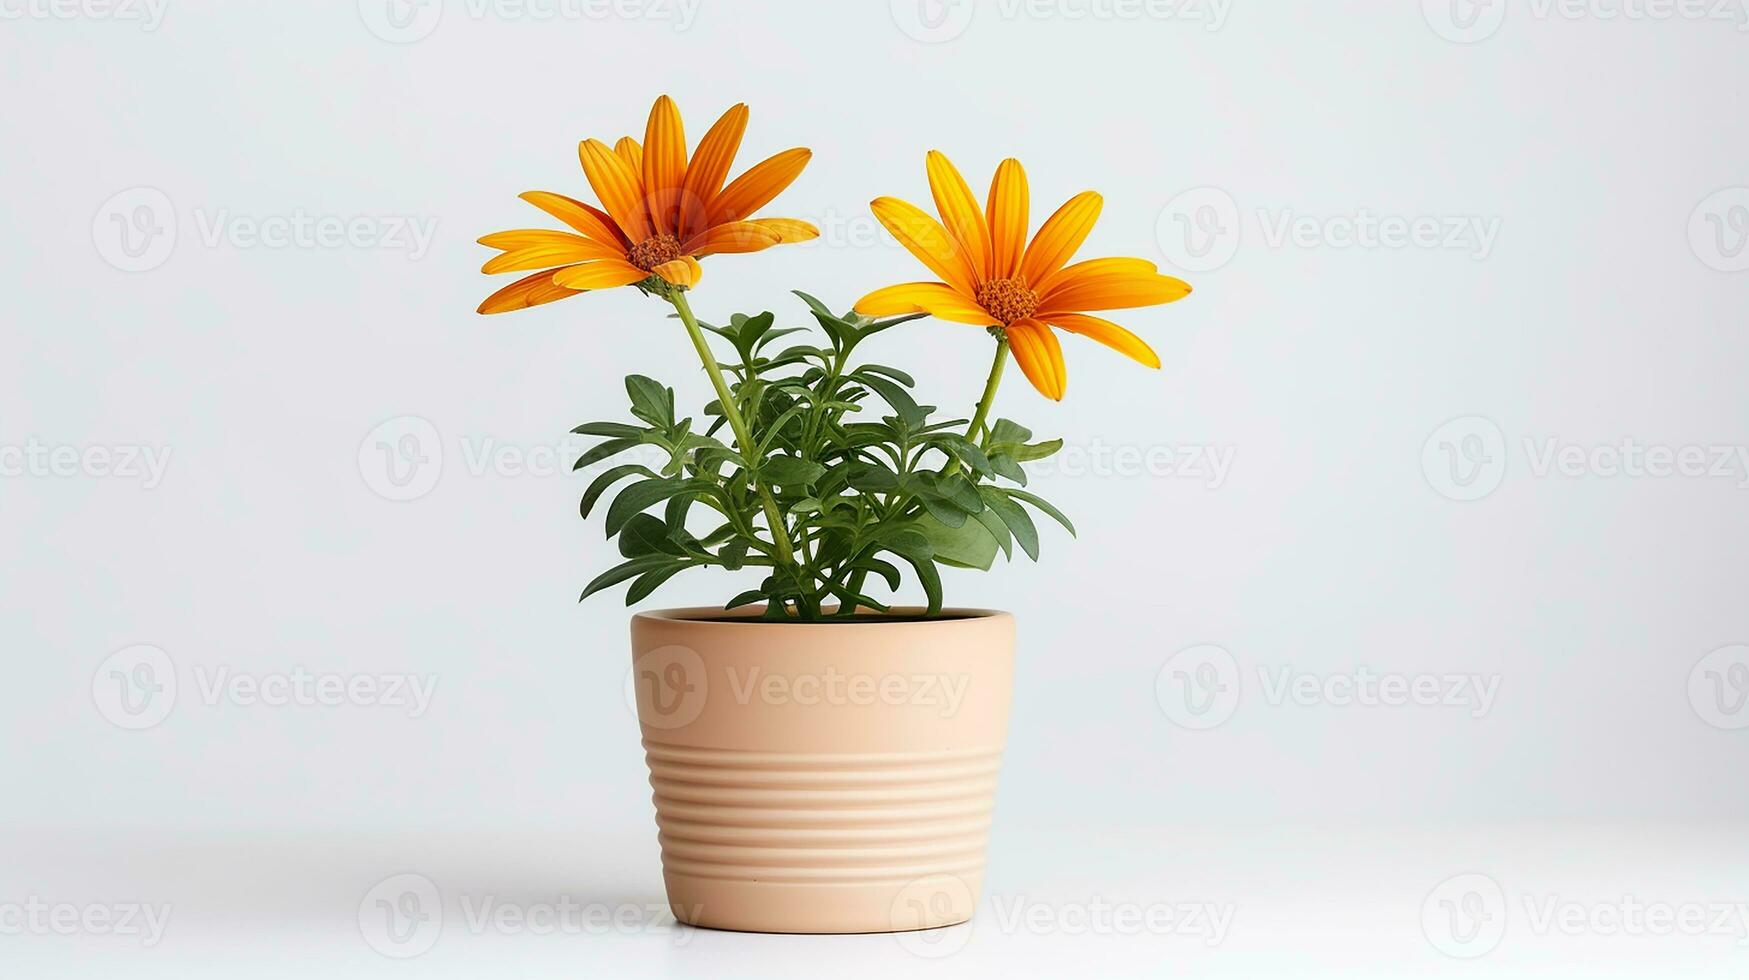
top-left (627, 234), bottom-right (682, 272)
top-left (975, 276), bottom-right (1039, 325)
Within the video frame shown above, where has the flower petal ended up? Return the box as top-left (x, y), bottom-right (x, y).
top-left (678, 103), bottom-right (748, 240)
top-left (1035, 256), bottom-right (1159, 297)
top-left (518, 191), bottom-right (629, 247)
top-left (870, 197), bottom-right (977, 296)
top-left (986, 158), bottom-right (1029, 279)
top-left (1021, 191), bottom-right (1102, 286)
top-left (1005, 319), bottom-right (1066, 401)
top-left (481, 239), bottom-right (624, 274)
top-left (854, 282), bottom-right (996, 325)
top-left (477, 229), bottom-right (621, 254)
top-left (709, 147), bottom-right (812, 225)
top-left (477, 267), bottom-right (586, 315)
top-left (1040, 274), bottom-right (1192, 315)
top-left (643, 95), bottom-right (687, 236)
top-left (551, 259), bottom-right (650, 290)
top-left (748, 218), bottom-right (819, 243)
top-left (578, 138), bottom-right (652, 242)
top-left (927, 150), bottom-right (991, 283)
top-left (614, 136), bottom-right (644, 175)
top-left (1047, 313), bottom-right (1160, 369)
top-left (652, 255), bottom-right (702, 288)
top-left (682, 221), bottom-right (780, 256)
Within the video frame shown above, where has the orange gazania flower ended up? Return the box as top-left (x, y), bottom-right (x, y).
top-left (478, 95), bottom-right (818, 314)
top-left (854, 152), bottom-right (1191, 400)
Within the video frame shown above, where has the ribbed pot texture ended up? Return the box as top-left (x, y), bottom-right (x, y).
top-left (629, 607), bottom-right (1015, 934)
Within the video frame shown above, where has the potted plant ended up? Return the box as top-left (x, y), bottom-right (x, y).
top-left (478, 95), bottom-right (1192, 934)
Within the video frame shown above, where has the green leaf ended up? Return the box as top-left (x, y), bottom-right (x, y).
top-left (718, 538), bottom-right (749, 571)
top-left (987, 451), bottom-right (1028, 486)
top-left (603, 478), bottom-right (689, 537)
top-left (1007, 488), bottom-right (1076, 536)
top-left (579, 555), bottom-right (670, 601)
top-left (851, 557), bottom-right (902, 592)
top-left (570, 421), bottom-right (645, 439)
top-left (916, 510), bottom-right (998, 571)
top-left (573, 437), bottom-right (640, 471)
top-left (988, 418), bottom-right (1033, 445)
top-left (626, 562), bottom-right (688, 605)
top-left (625, 375), bottom-right (673, 428)
top-left (972, 506), bottom-right (1013, 561)
top-left (619, 513), bottom-right (676, 558)
top-left (980, 486), bottom-right (1039, 561)
top-left (760, 456), bottom-right (826, 487)
top-left (1012, 438), bottom-right (1064, 463)
top-left (932, 434), bottom-right (992, 476)
top-left (879, 527), bottom-right (933, 562)
top-left (580, 463), bottom-right (657, 518)
top-left (896, 553), bottom-right (943, 616)
top-left (915, 472), bottom-right (984, 515)
top-left (753, 404), bottom-right (810, 457)
top-left (857, 373), bottom-right (926, 428)
top-left (843, 460), bottom-right (900, 492)
top-left (724, 589), bottom-right (766, 610)
top-left (854, 364), bottom-right (916, 387)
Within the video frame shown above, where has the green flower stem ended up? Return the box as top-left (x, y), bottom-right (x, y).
top-left (966, 337), bottom-right (1010, 445)
top-left (667, 289), bottom-right (798, 571)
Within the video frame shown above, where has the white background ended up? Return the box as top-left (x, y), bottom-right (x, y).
top-left (2, 0), bottom-right (1746, 975)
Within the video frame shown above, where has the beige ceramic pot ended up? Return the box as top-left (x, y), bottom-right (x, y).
top-left (629, 607), bottom-right (1015, 934)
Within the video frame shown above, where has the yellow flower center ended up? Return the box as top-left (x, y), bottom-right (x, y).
top-left (975, 276), bottom-right (1039, 325)
top-left (627, 234), bottom-right (682, 272)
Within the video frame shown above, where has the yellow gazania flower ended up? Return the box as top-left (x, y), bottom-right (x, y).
top-left (854, 152), bottom-right (1191, 400)
top-left (478, 95), bottom-right (818, 314)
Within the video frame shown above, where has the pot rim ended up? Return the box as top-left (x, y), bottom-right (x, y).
top-left (634, 606), bottom-right (1011, 627)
